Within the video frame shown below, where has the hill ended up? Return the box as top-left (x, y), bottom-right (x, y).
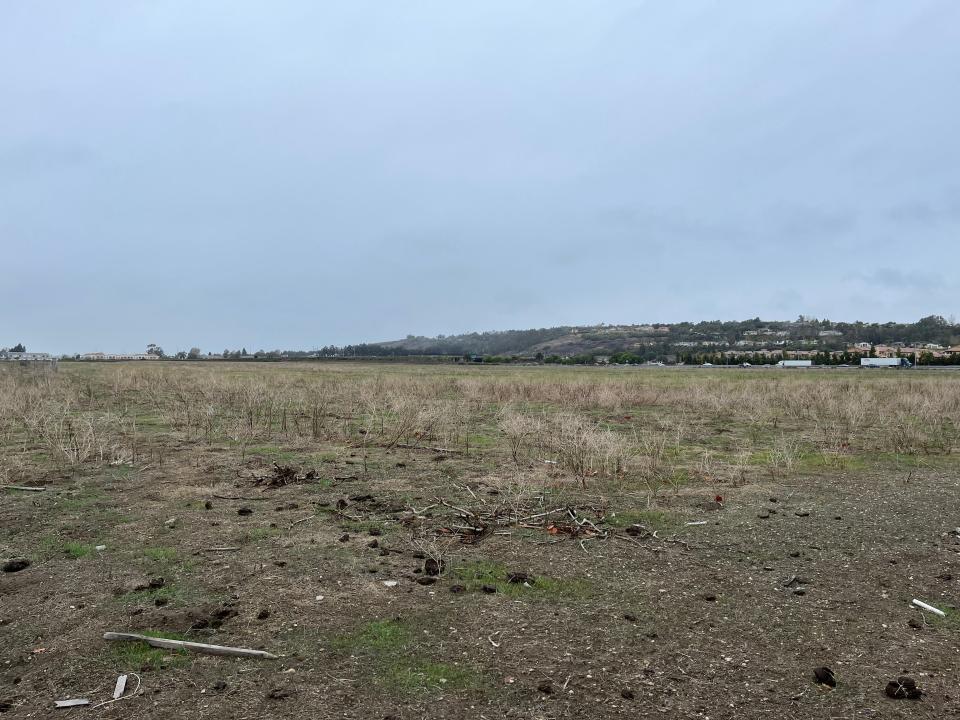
top-left (363, 316), bottom-right (959, 360)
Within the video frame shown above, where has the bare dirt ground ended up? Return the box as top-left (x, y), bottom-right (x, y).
top-left (1, 363), bottom-right (958, 718)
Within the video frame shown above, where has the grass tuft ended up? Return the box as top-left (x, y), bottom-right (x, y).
top-left (453, 560), bottom-right (591, 600)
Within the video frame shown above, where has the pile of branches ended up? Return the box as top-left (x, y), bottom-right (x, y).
top-left (431, 500), bottom-right (608, 545)
top-left (403, 492), bottom-right (691, 552)
top-left (253, 463), bottom-right (319, 487)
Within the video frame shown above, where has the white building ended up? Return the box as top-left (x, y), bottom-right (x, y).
top-left (0, 351), bottom-right (53, 361)
top-left (81, 352), bottom-right (159, 361)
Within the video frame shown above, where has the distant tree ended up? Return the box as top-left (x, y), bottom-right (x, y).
top-left (242, 347), bottom-right (248, 356)
top-left (146, 343), bottom-right (164, 357)
top-left (187, 347), bottom-right (201, 360)
top-left (175, 351), bottom-right (187, 360)
top-left (11, 343), bottom-right (25, 353)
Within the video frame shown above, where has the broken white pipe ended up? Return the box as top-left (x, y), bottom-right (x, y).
top-left (113, 674), bottom-right (128, 700)
top-left (103, 632), bottom-right (278, 659)
top-left (911, 599), bottom-right (946, 617)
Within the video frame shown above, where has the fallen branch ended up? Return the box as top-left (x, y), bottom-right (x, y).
top-left (394, 443), bottom-right (462, 454)
top-left (436, 497), bottom-right (476, 518)
top-left (517, 508), bottom-right (566, 523)
top-left (103, 632), bottom-right (278, 659)
top-left (201, 547), bottom-right (241, 552)
top-left (213, 494), bottom-right (269, 501)
top-left (289, 514), bottom-right (318, 529)
top-left (1, 485), bottom-right (46, 492)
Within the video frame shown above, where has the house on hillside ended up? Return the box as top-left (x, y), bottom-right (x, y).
top-left (81, 352), bottom-right (159, 361)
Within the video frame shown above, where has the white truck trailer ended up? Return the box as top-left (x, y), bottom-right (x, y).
top-left (860, 357), bottom-right (912, 368)
top-left (776, 360), bottom-right (812, 368)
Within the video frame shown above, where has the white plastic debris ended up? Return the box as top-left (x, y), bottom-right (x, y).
top-left (912, 599), bottom-right (946, 617)
top-left (95, 545), bottom-right (107, 551)
top-left (382, 580), bottom-right (399, 588)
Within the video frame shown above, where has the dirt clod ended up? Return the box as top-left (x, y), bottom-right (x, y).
top-left (620, 689), bottom-right (635, 700)
top-left (481, 584), bottom-right (498, 594)
top-left (424, 558), bottom-right (444, 576)
top-left (885, 676), bottom-right (922, 699)
top-left (237, 507), bottom-right (253, 516)
top-left (506, 571), bottom-right (532, 584)
top-left (813, 667), bottom-right (836, 687)
top-left (449, 584), bottom-right (466, 594)
top-left (257, 609), bottom-right (270, 620)
top-left (338, 533), bottom-right (350, 543)
top-left (2, 558), bottom-right (30, 573)
top-left (537, 681), bottom-right (553, 694)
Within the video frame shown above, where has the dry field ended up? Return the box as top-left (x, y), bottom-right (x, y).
top-left (1, 361), bottom-right (959, 719)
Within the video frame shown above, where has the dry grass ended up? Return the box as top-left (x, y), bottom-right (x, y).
top-left (1, 362), bottom-right (957, 488)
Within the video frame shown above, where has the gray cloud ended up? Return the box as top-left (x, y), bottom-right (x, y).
top-left (1, 1), bottom-right (959, 353)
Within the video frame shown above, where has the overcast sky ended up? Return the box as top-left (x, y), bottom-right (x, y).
top-left (3, 1), bottom-right (959, 354)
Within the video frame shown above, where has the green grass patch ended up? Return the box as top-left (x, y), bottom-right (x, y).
top-left (106, 630), bottom-right (189, 671)
top-left (453, 560), bottom-right (591, 600)
top-left (331, 619), bottom-right (479, 692)
top-left (333, 618), bottom-right (411, 653)
top-left (143, 547), bottom-right (178, 563)
top-left (386, 660), bottom-right (477, 691)
top-left (63, 541), bottom-right (97, 559)
top-left (107, 464), bottom-right (136, 480)
top-left (246, 445), bottom-right (298, 462)
top-left (58, 489), bottom-right (106, 512)
top-left (117, 583), bottom-right (187, 607)
top-left (605, 509), bottom-right (683, 533)
top-left (242, 526), bottom-right (282, 543)
top-left (932, 607), bottom-right (960, 631)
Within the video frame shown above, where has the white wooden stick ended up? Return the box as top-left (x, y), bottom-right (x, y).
top-left (1, 485), bottom-right (46, 492)
top-left (103, 632), bottom-right (278, 659)
top-left (912, 599), bottom-right (946, 617)
top-left (113, 674), bottom-right (128, 699)
top-left (54, 699), bottom-right (90, 708)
